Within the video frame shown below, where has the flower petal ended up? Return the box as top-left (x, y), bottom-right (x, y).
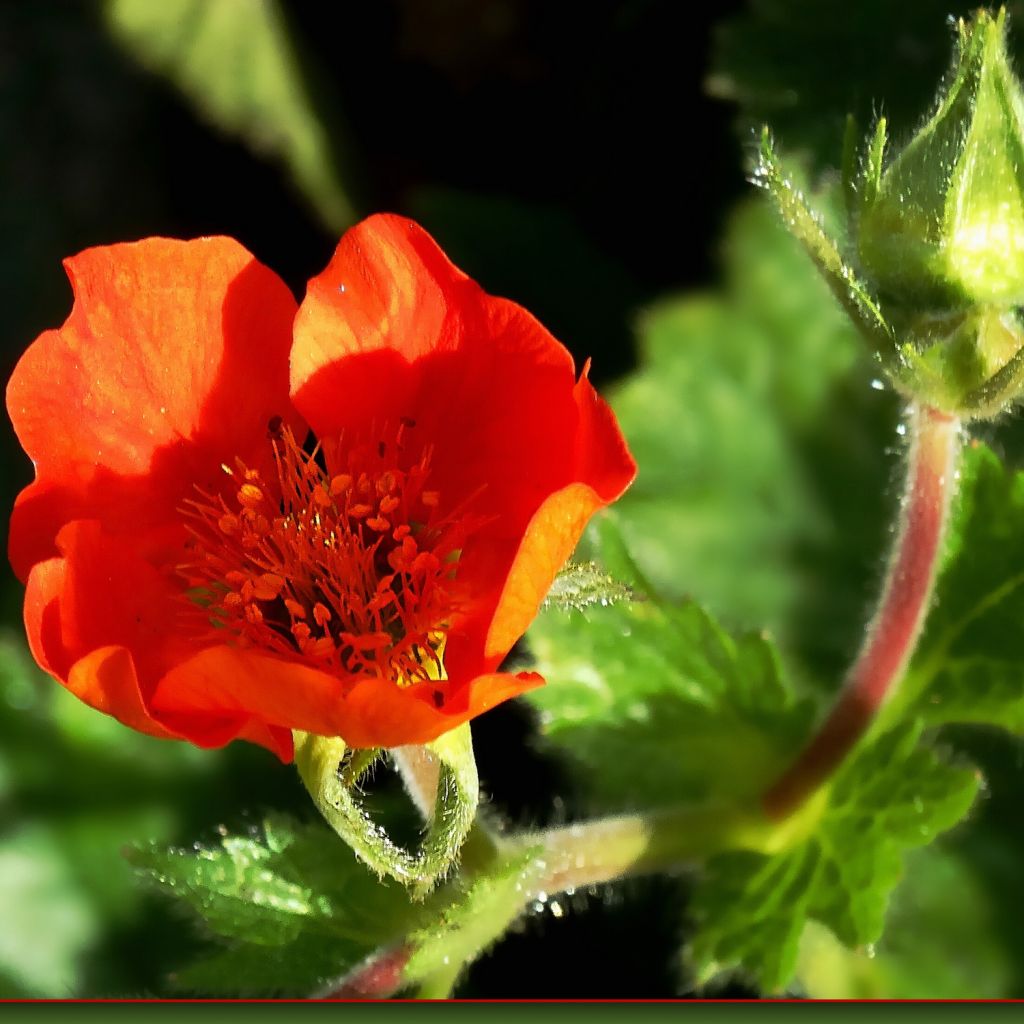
top-left (8, 236), bottom-right (299, 579)
top-left (483, 482), bottom-right (605, 661)
top-left (64, 645), bottom-right (178, 739)
top-left (291, 215), bottom-right (636, 676)
top-left (291, 214), bottom-right (477, 398)
top-left (24, 532), bottom-right (293, 759)
top-left (24, 545), bottom-right (177, 739)
top-left (478, 365), bottom-right (638, 661)
top-left (150, 644), bottom-right (543, 749)
top-left (23, 519), bottom-right (186, 687)
top-left (571, 362), bottom-right (638, 504)
top-left (63, 645), bottom-right (293, 758)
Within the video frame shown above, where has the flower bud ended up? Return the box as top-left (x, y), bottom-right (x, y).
top-left (858, 8), bottom-right (1024, 310)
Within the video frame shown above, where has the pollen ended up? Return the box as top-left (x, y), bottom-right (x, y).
top-left (180, 423), bottom-right (476, 686)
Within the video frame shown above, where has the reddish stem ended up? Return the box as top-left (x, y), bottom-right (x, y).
top-left (316, 943), bottom-right (412, 1000)
top-left (763, 404), bottom-right (961, 821)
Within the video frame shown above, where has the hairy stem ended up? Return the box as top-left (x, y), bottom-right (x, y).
top-left (507, 793), bottom-right (825, 899)
top-left (316, 943), bottom-right (412, 1000)
top-left (762, 403), bottom-right (961, 820)
top-left (413, 959), bottom-right (465, 1000)
top-left (391, 742), bottom-right (500, 874)
top-left (314, 404), bottom-right (962, 1000)
top-left (319, 795), bottom-right (825, 1000)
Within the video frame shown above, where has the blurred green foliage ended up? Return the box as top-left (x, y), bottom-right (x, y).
top-left (598, 198), bottom-right (894, 683)
top-left (103, 0), bottom-right (358, 232)
top-left (900, 445), bottom-right (1024, 731)
top-left (6, 0), bottom-right (1024, 1001)
top-left (0, 634), bottom-right (309, 996)
top-left (0, 635), bottom-right (202, 996)
top-left (528, 559), bottom-right (813, 810)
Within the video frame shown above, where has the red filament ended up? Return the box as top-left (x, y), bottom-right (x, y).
top-left (181, 422), bottom-right (472, 685)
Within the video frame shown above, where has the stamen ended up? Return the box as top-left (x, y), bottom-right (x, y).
top-left (180, 424), bottom-right (476, 687)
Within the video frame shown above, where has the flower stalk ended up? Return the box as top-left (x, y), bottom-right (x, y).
top-left (318, 792), bottom-right (828, 999)
top-left (504, 795), bottom-right (826, 894)
top-left (295, 724), bottom-right (481, 894)
top-left (762, 403), bottom-right (962, 820)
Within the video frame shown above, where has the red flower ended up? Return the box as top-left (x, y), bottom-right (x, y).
top-left (8, 215), bottom-right (635, 761)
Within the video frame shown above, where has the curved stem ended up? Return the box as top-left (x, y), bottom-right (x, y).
top-left (762, 403), bottom-right (961, 820)
top-left (391, 742), bottom-right (500, 873)
top-left (316, 795), bottom-right (826, 1000)
top-left (316, 943), bottom-right (412, 999)
top-left (413, 959), bottom-right (464, 1000)
top-left (505, 794), bottom-right (826, 900)
top-left (295, 730), bottom-right (474, 891)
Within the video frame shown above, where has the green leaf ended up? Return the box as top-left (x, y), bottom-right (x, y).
top-left (944, 727), bottom-right (1024, 995)
top-left (893, 443), bottom-right (1024, 731)
top-left (602, 196), bottom-right (892, 677)
top-left (688, 722), bottom-right (979, 993)
top-left (795, 846), bottom-right (1011, 998)
top-left (130, 814), bottom-right (421, 996)
top-left (102, 0), bottom-right (357, 230)
top-left (542, 561), bottom-right (636, 613)
top-left (526, 584), bottom-right (813, 810)
top-left (136, 813), bottom-right (542, 998)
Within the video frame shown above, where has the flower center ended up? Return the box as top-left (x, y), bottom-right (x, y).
top-left (181, 420), bottom-right (471, 687)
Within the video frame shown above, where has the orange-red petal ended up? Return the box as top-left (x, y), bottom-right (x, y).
top-left (291, 214), bottom-right (479, 395)
top-left (62, 645), bottom-right (294, 758)
top-left (484, 482), bottom-right (606, 660)
top-left (150, 644), bottom-right (543, 749)
top-left (64, 646), bottom-right (178, 740)
top-left (23, 519), bottom-right (185, 686)
top-left (8, 236), bottom-right (299, 580)
top-left (23, 528), bottom-right (293, 759)
top-left (291, 215), bottom-right (636, 682)
top-left (11, 217), bottom-right (634, 758)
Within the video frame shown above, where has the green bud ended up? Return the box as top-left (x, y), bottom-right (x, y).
top-left (858, 8), bottom-right (1024, 309)
top-left (759, 7), bottom-right (1024, 418)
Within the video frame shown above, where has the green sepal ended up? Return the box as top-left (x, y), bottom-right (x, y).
top-left (888, 305), bottom-right (1024, 419)
top-left (293, 724), bottom-right (479, 897)
top-left (841, 114), bottom-right (886, 231)
top-left (861, 116), bottom-right (886, 217)
top-left (755, 129), bottom-right (894, 358)
top-left (413, 724), bottom-right (480, 897)
top-left (857, 8), bottom-right (1024, 310)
